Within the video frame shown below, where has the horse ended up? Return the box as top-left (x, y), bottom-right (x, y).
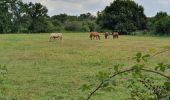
top-left (104, 32), bottom-right (110, 39)
top-left (89, 32), bottom-right (100, 40)
top-left (112, 32), bottom-right (119, 39)
top-left (49, 33), bottom-right (62, 41)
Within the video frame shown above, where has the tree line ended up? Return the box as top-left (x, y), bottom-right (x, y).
top-left (0, 0), bottom-right (170, 35)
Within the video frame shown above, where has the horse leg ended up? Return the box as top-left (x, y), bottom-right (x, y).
top-left (53, 37), bottom-right (57, 41)
top-left (90, 35), bottom-right (92, 40)
top-left (105, 35), bottom-right (107, 39)
top-left (91, 36), bottom-right (94, 40)
top-left (49, 37), bottom-right (52, 41)
top-left (60, 36), bottom-right (62, 40)
top-left (116, 35), bottom-right (118, 39)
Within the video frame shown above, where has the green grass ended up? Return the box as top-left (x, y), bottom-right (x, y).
top-left (0, 33), bottom-right (170, 100)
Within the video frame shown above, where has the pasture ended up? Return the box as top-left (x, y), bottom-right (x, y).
top-left (0, 33), bottom-right (170, 100)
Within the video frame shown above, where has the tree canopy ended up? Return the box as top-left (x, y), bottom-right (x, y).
top-left (0, 0), bottom-right (170, 35)
top-left (97, 0), bottom-right (147, 34)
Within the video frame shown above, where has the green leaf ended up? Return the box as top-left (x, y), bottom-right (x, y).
top-left (79, 84), bottom-right (90, 92)
top-left (136, 52), bottom-right (142, 58)
top-left (102, 80), bottom-right (109, 88)
top-left (160, 66), bottom-right (166, 72)
top-left (155, 62), bottom-right (166, 72)
top-left (103, 86), bottom-right (115, 92)
top-left (142, 54), bottom-right (150, 62)
top-left (164, 81), bottom-right (170, 91)
top-left (132, 64), bottom-right (143, 74)
top-left (113, 64), bottom-right (124, 73)
top-left (155, 66), bottom-right (160, 71)
top-left (133, 52), bottom-right (142, 63)
top-left (158, 62), bottom-right (164, 67)
top-left (114, 65), bottom-right (119, 72)
top-left (111, 80), bottom-right (116, 86)
top-left (166, 64), bottom-right (170, 69)
top-left (96, 71), bottom-right (109, 81)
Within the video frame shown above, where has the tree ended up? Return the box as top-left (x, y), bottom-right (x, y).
top-left (154, 12), bottom-right (168, 21)
top-left (64, 21), bottom-right (82, 32)
top-left (147, 12), bottom-right (169, 35)
top-left (79, 13), bottom-right (96, 21)
top-left (9, 0), bottom-right (25, 33)
top-left (154, 16), bottom-right (170, 35)
top-left (0, 1), bottom-right (50, 33)
top-left (25, 2), bottom-right (48, 33)
top-left (97, 0), bottom-right (147, 34)
top-left (0, 0), bottom-right (12, 33)
top-left (51, 14), bottom-right (68, 23)
top-left (50, 13), bottom-right (97, 32)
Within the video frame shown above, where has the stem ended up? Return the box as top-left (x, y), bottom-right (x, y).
top-left (151, 49), bottom-right (170, 58)
top-left (86, 82), bottom-right (103, 100)
top-left (141, 69), bottom-right (170, 80)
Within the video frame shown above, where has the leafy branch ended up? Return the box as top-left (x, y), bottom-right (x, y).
top-left (81, 49), bottom-right (170, 100)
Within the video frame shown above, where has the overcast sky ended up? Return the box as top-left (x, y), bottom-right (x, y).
top-left (22, 0), bottom-right (170, 17)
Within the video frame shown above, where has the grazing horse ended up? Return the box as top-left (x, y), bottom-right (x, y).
top-left (112, 32), bottom-right (119, 39)
top-left (49, 33), bottom-right (62, 41)
top-left (89, 32), bottom-right (100, 40)
top-left (104, 32), bottom-right (110, 39)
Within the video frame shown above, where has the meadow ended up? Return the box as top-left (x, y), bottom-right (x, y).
top-left (0, 33), bottom-right (170, 100)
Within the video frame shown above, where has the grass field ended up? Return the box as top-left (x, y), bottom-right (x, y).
top-left (0, 33), bottom-right (170, 100)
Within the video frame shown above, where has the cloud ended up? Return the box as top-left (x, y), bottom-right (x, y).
top-left (155, 0), bottom-right (170, 6)
top-left (22, 0), bottom-right (112, 16)
top-left (22, 0), bottom-right (170, 17)
top-left (134, 0), bottom-right (170, 17)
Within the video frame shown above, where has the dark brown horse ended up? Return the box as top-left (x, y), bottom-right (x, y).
top-left (104, 32), bottom-right (110, 39)
top-left (112, 32), bottom-right (119, 39)
top-left (90, 32), bottom-right (100, 40)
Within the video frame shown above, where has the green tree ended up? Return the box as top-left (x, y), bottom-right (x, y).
top-left (147, 12), bottom-right (170, 35)
top-left (154, 12), bottom-right (168, 21)
top-left (51, 14), bottom-right (68, 23)
top-left (0, 0), bottom-right (12, 33)
top-left (50, 13), bottom-right (97, 32)
top-left (97, 0), bottom-right (147, 34)
top-left (25, 2), bottom-right (48, 33)
top-left (64, 21), bottom-right (82, 32)
top-left (79, 13), bottom-right (96, 21)
top-left (154, 16), bottom-right (170, 35)
top-left (10, 0), bottom-right (25, 33)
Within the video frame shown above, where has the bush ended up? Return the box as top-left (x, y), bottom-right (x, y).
top-left (154, 16), bottom-right (170, 35)
top-left (64, 21), bottom-right (82, 32)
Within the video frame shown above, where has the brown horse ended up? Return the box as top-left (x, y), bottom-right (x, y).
top-left (112, 32), bottom-right (119, 39)
top-left (104, 32), bottom-right (110, 39)
top-left (90, 32), bottom-right (100, 40)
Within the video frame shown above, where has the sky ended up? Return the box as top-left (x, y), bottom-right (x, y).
top-left (22, 0), bottom-right (170, 17)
